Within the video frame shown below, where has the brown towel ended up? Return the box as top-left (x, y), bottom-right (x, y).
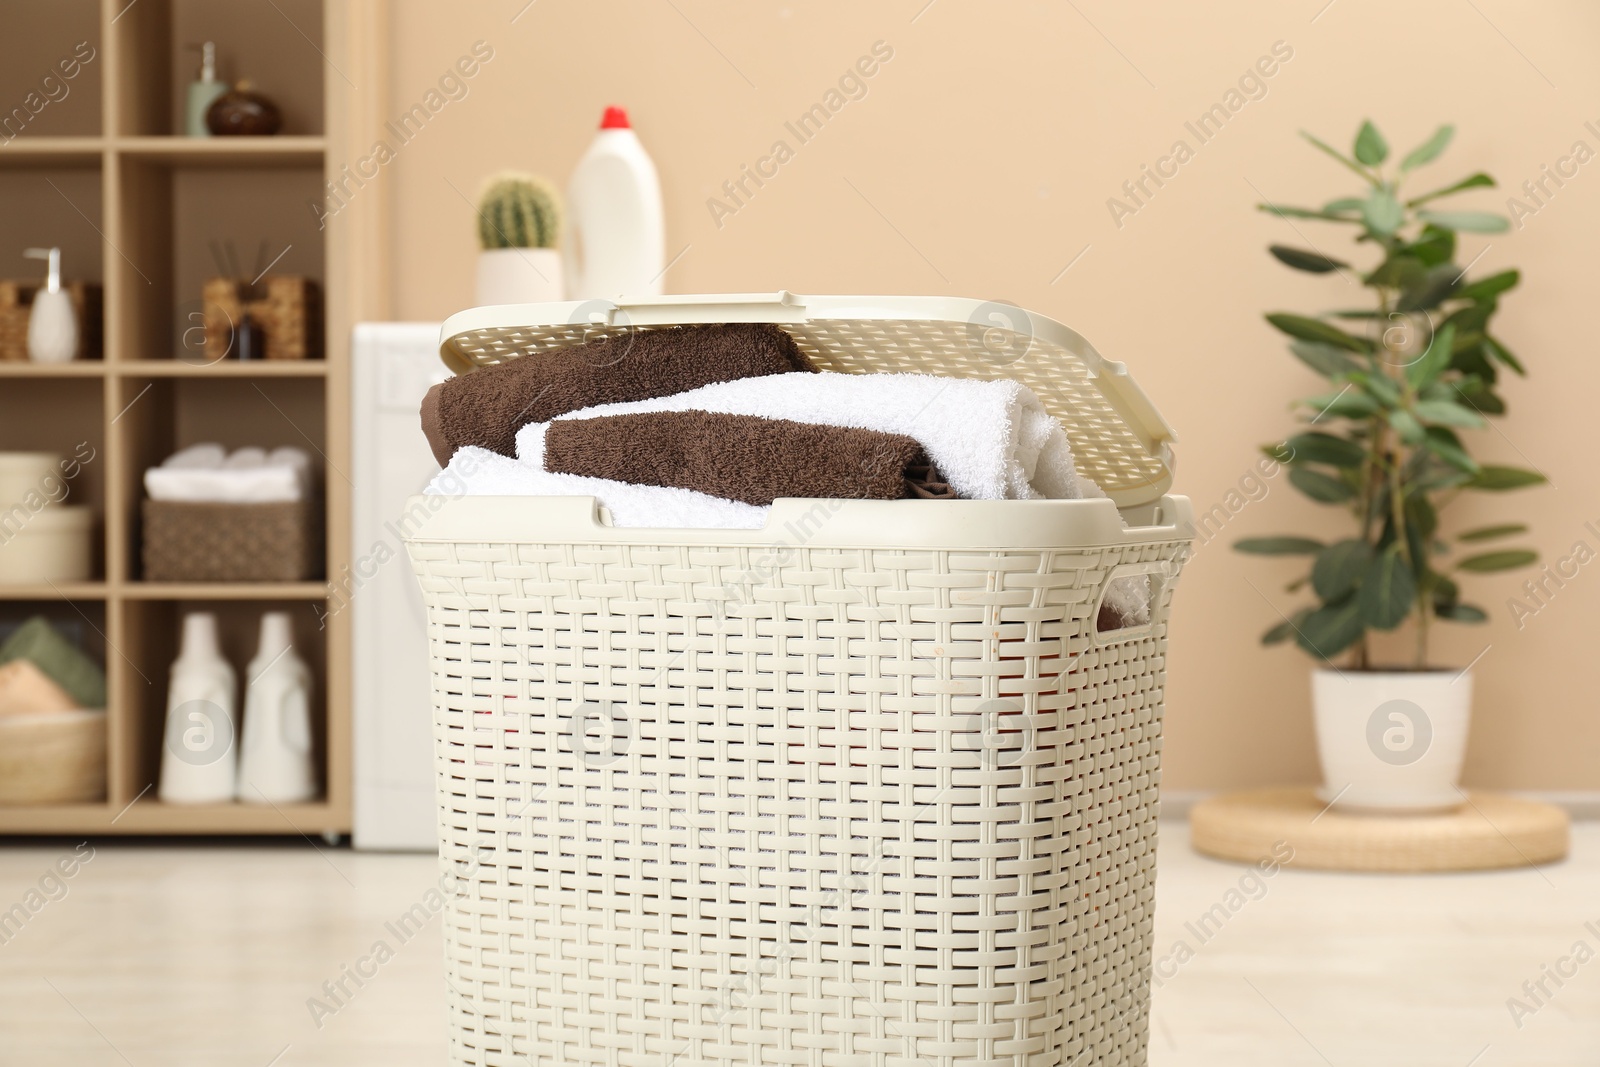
top-left (543, 410), bottom-right (958, 506)
top-left (421, 322), bottom-right (815, 464)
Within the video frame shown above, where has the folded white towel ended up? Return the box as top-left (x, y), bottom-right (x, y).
top-left (514, 372), bottom-right (1103, 502)
top-left (144, 445), bottom-right (312, 503)
top-left (425, 446), bottom-right (768, 529)
top-left (223, 446), bottom-right (267, 470)
top-left (162, 443), bottom-right (227, 470)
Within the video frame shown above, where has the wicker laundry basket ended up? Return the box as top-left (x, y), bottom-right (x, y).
top-left (404, 293), bottom-right (1194, 1067)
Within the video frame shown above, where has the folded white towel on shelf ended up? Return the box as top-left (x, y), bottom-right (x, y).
top-left (425, 446), bottom-right (768, 529)
top-left (144, 444), bottom-right (312, 503)
top-left (161, 443), bottom-right (227, 470)
top-left (514, 372), bottom-right (1104, 503)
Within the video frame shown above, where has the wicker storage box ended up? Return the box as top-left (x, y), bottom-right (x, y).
top-left (0, 279), bottom-right (103, 361)
top-left (142, 499), bottom-right (320, 581)
top-left (202, 275), bottom-right (324, 361)
top-left (0, 709), bottom-right (107, 805)
top-left (404, 294), bottom-right (1192, 1067)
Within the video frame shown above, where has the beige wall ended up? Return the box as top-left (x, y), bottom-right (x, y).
top-left (372, 0), bottom-right (1600, 791)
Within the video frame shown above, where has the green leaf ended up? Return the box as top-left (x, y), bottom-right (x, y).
top-left (1414, 399), bottom-right (1486, 429)
top-left (1354, 120), bottom-right (1388, 165)
top-left (1257, 202), bottom-right (1363, 222)
top-left (1284, 431), bottom-right (1368, 468)
top-left (1465, 385), bottom-right (1504, 415)
top-left (1366, 254), bottom-right (1427, 290)
top-left (1397, 263), bottom-right (1461, 312)
top-left (1400, 124), bottom-right (1454, 170)
top-left (1484, 335), bottom-right (1525, 376)
top-left (1424, 426), bottom-right (1479, 473)
top-left (1265, 313), bottom-right (1371, 352)
top-left (1390, 409), bottom-right (1425, 444)
top-left (1289, 466), bottom-right (1357, 502)
top-left (1451, 340), bottom-right (1498, 384)
top-left (1296, 597), bottom-right (1366, 659)
top-left (1456, 269), bottom-right (1519, 302)
top-left (1269, 245), bottom-right (1350, 273)
top-left (1410, 226), bottom-right (1456, 267)
top-left (1435, 602), bottom-right (1488, 622)
top-left (1290, 340), bottom-right (1362, 378)
top-left (1406, 172), bottom-right (1495, 207)
top-left (1234, 536), bottom-right (1326, 556)
top-left (1313, 539), bottom-right (1374, 600)
top-left (1457, 523), bottom-right (1529, 542)
top-left (1457, 549), bottom-right (1539, 572)
top-left (1362, 189), bottom-right (1405, 235)
top-left (1417, 209), bottom-right (1510, 233)
top-left (1307, 389), bottom-right (1380, 419)
top-left (1359, 549), bottom-right (1417, 630)
top-left (1353, 371), bottom-right (1401, 407)
top-left (1405, 323), bottom-right (1456, 389)
top-left (1404, 496), bottom-right (1435, 578)
top-left (1323, 197), bottom-right (1365, 214)
top-left (1300, 130), bottom-right (1379, 183)
top-left (1262, 608), bottom-right (1312, 646)
top-left (1467, 465), bottom-right (1547, 490)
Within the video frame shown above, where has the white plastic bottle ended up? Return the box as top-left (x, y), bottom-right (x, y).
top-left (23, 247), bottom-right (77, 363)
top-left (158, 613), bottom-right (239, 804)
top-left (564, 106), bottom-right (665, 300)
top-left (237, 612), bottom-right (317, 803)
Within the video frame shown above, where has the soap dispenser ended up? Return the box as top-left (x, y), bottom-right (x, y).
top-left (185, 42), bottom-right (226, 137)
top-left (237, 612), bottom-right (317, 803)
top-left (23, 247), bottom-right (77, 363)
top-left (158, 612), bottom-right (239, 804)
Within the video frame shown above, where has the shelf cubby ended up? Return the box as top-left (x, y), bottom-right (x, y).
top-left (0, 377), bottom-right (107, 579)
top-left (119, 596), bottom-right (328, 810)
top-left (115, 374), bottom-right (326, 583)
top-left (0, 0), bottom-right (103, 141)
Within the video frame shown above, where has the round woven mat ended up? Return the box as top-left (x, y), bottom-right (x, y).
top-left (1189, 788), bottom-right (1569, 873)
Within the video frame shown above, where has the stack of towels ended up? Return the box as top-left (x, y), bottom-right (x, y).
top-left (145, 444), bottom-right (312, 504)
top-left (422, 322), bottom-right (1147, 626)
top-left (0, 617), bottom-right (106, 716)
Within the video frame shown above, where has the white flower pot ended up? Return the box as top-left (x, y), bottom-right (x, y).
top-left (474, 247), bottom-right (564, 307)
top-left (1311, 668), bottom-right (1473, 813)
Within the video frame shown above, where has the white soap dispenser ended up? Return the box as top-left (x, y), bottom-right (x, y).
top-left (185, 42), bottom-right (226, 137)
top-left (158, 612), bottom-right (240, 804)
top-left (23, 247), bottom-right (77, 363)
top-left (237, 612), bottom-right (317, 804)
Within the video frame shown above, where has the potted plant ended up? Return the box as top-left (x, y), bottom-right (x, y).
top-left (1237, 120), bottom-right (1545, 813)
top-left (474, 171), bottom-right (564, 306)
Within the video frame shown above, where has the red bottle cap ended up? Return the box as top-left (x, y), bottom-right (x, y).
top-left (600, 106), bottom-right (630, 129)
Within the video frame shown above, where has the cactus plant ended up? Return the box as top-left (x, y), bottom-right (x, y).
top-left (476, 172), bottom-right (563, 250)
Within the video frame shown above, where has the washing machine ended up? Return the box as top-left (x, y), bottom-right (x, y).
top-left (350, 322), bottom-right (449, 850)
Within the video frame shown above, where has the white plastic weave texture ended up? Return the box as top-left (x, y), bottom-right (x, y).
top-left (407, 496), bottom-right (1191, 1067)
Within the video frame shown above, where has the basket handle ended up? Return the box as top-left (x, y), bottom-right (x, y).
top-left (1090, 560), bottom-right (1175, 646)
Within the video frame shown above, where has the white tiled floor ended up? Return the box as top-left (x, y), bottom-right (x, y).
top-left (0, 823), bottom-right (1594, 1066)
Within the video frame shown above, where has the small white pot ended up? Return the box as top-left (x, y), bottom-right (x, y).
top-left (474, 247), bottom-right (564, 307)
top-left (1312, 668), bottom-right (1473, 813)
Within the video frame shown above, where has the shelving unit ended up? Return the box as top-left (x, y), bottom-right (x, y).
top-left (0, 0), bottom-right (362, 836)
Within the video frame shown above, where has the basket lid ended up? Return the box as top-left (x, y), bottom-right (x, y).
top-left (438, 292), bottom-right (1177, 507)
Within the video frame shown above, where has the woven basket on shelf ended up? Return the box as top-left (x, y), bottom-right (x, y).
top-left (406, 293), bottom-right (1193, 1067)
top-left (201, 275), bottom-right (324, 361)
top-left (0, 280), bottom-right (103, 361)
top-left (142, 499), bottom-right (320, 581)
